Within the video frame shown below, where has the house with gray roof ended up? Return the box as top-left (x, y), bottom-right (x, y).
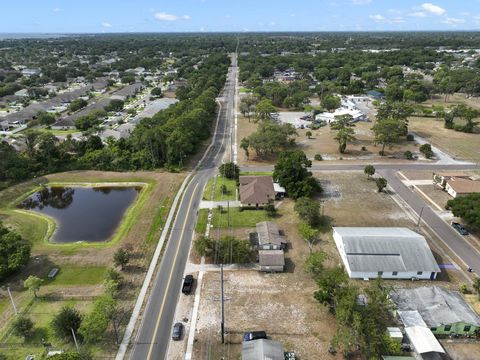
top-left (391, 286), bottom-right (480, 336)
top-left (333, 227), bottom-right (440, 280)
top-left (256, 221), bottom-right (286, 250)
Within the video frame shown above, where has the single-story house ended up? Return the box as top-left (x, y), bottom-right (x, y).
top-left (258, 250), bottom-right (285, 272)
top-left (255, 221), bottom-right (286, 250)
top-left (445, 177), bottom-right (480, 198)
top-left (391, 286), bottom-right (480, 336)
top-left (333, 227), bottom-right (440, 280)
top-left (242, 339), bottom-right (284, 360)
top-left (433, 172), bottom-right (471, 188)
top-left (239, 176), bottom-right (275, 208)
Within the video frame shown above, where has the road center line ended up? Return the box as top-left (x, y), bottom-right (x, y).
top-left (146, 182), bottom-right (200, 360)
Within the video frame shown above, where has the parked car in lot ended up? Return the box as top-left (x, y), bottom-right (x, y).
top-left (182, 274), bottom-right (194, 294)
top-left (243, 331), bottom-right (267, 342)
top-left (451, 222), bottom-right (469, 235)
top-left (172, 322), bottom-right (184, 341)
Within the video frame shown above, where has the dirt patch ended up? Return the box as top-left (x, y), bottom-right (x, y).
top-left (410, 117), bottom-right (480, 162)
top-left (441, 340), bottom-right (480, 360)
top-left (193, 270), bottom-right (342, 360)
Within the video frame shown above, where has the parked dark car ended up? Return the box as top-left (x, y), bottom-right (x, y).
top-left (172, 322), bottom-right (184, 341)
top-left (182, 274), bottom-right (194, 294)
top-left (243, 331), bottom-right (267, 342)
top-left (451, 222), bottom-right (469, 235)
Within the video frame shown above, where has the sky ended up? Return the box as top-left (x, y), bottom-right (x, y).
top-left (2, 0), bottom-right (480, 33)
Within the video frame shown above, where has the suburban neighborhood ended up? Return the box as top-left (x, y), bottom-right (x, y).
top-left (1, 4), bottom-right (480, 360)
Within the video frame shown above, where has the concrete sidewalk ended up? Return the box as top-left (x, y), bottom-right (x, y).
top-left (199, 200), bottom-right (241, 209)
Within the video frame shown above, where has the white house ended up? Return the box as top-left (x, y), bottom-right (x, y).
top-left (316, 108), bottom-right (367, 123)
top-left (333, 227), bottom-right (440, 280)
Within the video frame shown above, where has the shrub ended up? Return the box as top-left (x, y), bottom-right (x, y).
top-left (314, 153), bottom-right (323, 161)
top-left (379, 150), bottom-right (385, 156)
top-left (12, 316), bottom-right (33, 339)
top-left (459, 284), bottom-right (470, 294)
top-left (419, 143), bottom-right (434, 159)
top-left (361, 146), bottom-right (367, 151)
top-left (51, 306), bottom-right (82, 342)
top-left (406, 134), bottom-right (414, 141)
top-left (404, 150), bottom-right (414, 160)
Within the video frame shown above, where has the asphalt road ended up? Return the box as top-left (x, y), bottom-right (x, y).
top-left (130, 53), bottom-right (237, 360)
top-left (381, 169), bottom-right (480, 272)
top-left (241, 163), bottom-right (479, 173)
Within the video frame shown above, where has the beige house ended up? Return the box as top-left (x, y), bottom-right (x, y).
top-left (446, 177), bottom-right (480, 198)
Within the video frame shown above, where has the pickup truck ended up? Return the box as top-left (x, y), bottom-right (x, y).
top-left (182, 274), bottom-right (194, 294)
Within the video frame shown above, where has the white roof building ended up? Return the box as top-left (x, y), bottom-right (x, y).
top-left (315, 108), bottom-right (367, 123)
top-left (404, 326), bottom-right (445, 355)
top-left (333, 227), bottom-right (440, 280)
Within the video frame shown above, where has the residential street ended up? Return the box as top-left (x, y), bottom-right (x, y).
top-left (129, 53), bottom-right (237, 360)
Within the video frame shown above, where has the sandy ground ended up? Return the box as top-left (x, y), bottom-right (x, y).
top-left (440, 340), bottom-right (480, 360)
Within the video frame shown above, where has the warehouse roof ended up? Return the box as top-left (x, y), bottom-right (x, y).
top-left (391, 286), bottom-right (480, 327)
top-left (333, 227), bottom-right (440, 273)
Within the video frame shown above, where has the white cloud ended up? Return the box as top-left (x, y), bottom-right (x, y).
top-left (369, 14), bottom-right (404, 24)
top-left (352, 0), bottom-right (372, 4)
top-left (154, 12), bottom-right (190, 21)
top-left (442, 17), bottom-right (465, 25)
top-left (410, 11), bottom-right (427, 17)
top-left (52, 7), bottom-right (62, 13)
top-left (101, 22), bottom-right (112, 28)
top-left (369, 14), bottom-right (385, 22)
top-left (421, 3), bottom-right (446, 16)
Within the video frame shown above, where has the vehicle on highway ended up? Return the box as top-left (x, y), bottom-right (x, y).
top-left (182, 274), bottom-right (194, 294)
top-left (451, 222), bottom-right (469, 235)
top-left (172, 322), bottom-right (184, 341)
top-left (243, 331), bottom-right (267, 342)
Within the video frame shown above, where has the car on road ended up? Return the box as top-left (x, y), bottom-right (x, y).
top-left (182, 274), bottom-right (194, 294)
top-left (172, 322), bottom-right (184, 341)
top-left (451, 222), bottom-right (469, 235)
top-left (243, 331), bottom-right (267, 342)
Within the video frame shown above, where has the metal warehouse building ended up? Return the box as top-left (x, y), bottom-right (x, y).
top-left (333, 227), bottom-right (440, 280)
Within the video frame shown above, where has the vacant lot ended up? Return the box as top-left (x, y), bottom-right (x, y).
top-left (440, 341), bottom-right (480, 360)
top-left (0, 170), bottom-right (184, 359)
top-left (237, 114), bottom-right (427, 165)
top-left (409, 117), bottom-right (480, 162)
top-left (203, 176), bottom-right (237, 201)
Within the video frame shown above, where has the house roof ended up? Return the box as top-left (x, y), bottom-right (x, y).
top-left (258, 250), bottom-right (285, 267)
top-left (404, 326), bottom-right (445, 355)
top-left (446, 177), bottom-right (480, 194)
top-left (242, 339), bottom-right (284, 360)
top-left (239, 176), bottom-right (275, 205)
top-left (333, 227), bottom-right (440, 273)
top-left (256, 222), bottom-right (283, 246)
top-left (391, 286), bottom-right (480, 328)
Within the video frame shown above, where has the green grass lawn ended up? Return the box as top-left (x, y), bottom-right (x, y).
top-left (211, 208), bottom-right (270, 228)
top-left (45, 266), bottom-right (107, 287)
top-left (0, 298), bottom-right (91, 360)
top-left (203, 176), bottom-right (237, 201)
top-left (196, 209), bottom-right (209, 234)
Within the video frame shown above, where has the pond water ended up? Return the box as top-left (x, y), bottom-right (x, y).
top-left (19, 186), bottom-right (140, 243)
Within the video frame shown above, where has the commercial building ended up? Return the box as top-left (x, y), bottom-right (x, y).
top-left (333, 227), bottom-right (440, 280)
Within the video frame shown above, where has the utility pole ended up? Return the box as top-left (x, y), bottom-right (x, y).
top-left (416, 206), bottom-right (426, 232)
top-left (221, 264), bottom-right (225, 344)
top-left (71, 328), bottom-right (80, 351)
top-left (227, 200), bottom-right (230, 227)
top-left (7, 287), bottom-right (17, 315)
